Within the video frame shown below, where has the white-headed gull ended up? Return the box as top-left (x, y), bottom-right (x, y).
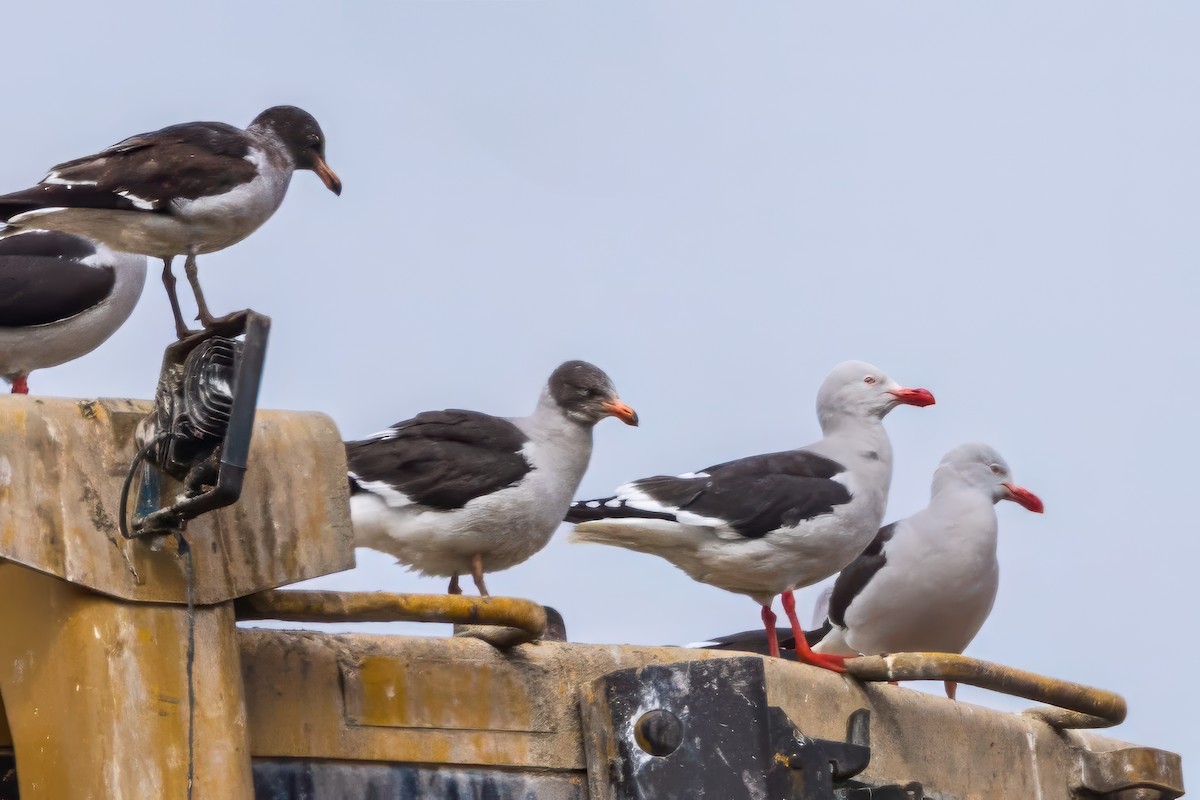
top-left (0, 107), bottom-right (341, 338)
top-left (566, 360), bottom-right (934, 671)
top-left (347, 361), bottom-right (638, 596)
top-left (812, 442), bottom-right (1042, 695)
top-left (0, 231), bottom-right (147, 393)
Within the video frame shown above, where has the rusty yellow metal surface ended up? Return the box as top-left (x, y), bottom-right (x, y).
top-left (240, 631), bottom-right (728, 770)
top-left (238, 630), bottom-right (1184, 799)
top-left (345, 655), bottom-right (553, 733)
top-left (0, 395), bottom-right (354, 605)
top-left (0, 562), bottom-right (252, 799)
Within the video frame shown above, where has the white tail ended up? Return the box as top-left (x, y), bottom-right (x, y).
top-left (568, 519), bottom-right (704, 561)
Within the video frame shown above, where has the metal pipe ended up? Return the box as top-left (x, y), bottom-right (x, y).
top-left (235, 590), bottom-right (548, 645)
top-left (844, 652), bottom-right (1126, 729)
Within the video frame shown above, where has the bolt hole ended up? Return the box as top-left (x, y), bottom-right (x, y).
top-left (634, 709), bottom-right (683, 757)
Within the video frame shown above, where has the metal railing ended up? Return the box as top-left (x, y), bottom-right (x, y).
top-left (235, 590), bottom-right (548, 648)
top-left (845, 652), bottom-right (1127, 729)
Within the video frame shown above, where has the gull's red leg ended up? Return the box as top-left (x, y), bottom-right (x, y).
top-left (760, 602), bottom-right (781, 658)
top-left (781, 590), bottom-right (847, 673)
top-left (944, 680), bottom-right (958, 700)
top-left (11, 375), bottom-right (28, 394)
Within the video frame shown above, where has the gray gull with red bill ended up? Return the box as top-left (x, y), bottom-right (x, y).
top-left (347, 361), bottom-right (638, 596)
top-left (566, 360), bottom-right (934, 672)
top-left (0, 231), bottom-right (146, 394)
top-left (0, 106), bottom-right (341, 338)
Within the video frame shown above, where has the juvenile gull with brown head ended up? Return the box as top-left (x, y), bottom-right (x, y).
top-left (0, 106), bottom-right (341, 338)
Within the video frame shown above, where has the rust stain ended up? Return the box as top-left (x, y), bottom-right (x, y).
top-left (79, 480), bottom-right (117, 536)
top-left (0, 456), bottom-right (11, 506)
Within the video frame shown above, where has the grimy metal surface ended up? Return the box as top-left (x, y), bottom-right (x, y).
top-left (238, 630), bottom-right (1185, 799)
top-left (0, 395), bottom-right (354, 605)
top-left (252, 761), bottom-right (586, 800)
top-left (0, 562), bottom-right (253, 799)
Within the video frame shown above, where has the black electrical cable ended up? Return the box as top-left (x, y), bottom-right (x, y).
top-left (117, 430), bottom-right (178, 539)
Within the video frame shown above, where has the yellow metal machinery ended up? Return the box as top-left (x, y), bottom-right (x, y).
top-left (0, 395), bottom-right (1185, 799)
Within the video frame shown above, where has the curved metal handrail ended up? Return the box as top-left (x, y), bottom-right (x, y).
top-left (235, 590), bottom-right (548, 647)
top-left (844, 652), bottom-right (1126, 729)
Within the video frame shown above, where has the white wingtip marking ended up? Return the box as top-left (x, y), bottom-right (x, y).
top-left (116, 190), bottom-right (156, 210)
top-left (44, 173), bottom-right (98, 187)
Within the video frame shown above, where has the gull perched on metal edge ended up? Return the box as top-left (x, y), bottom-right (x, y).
top-left (347, 361), bottom-right (639, 596)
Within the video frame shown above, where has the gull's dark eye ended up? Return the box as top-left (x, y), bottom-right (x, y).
top-left (989, 464), bottom-right (1003, 475)
top-left (864, 376), bottom-right (877, 385)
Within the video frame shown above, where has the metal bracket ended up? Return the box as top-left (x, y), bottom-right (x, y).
top-left (1074, 741), bottom-right (1185, 799)
top-left (581, 657), bottom-right (882, 800)
top-left (772, 706), bottom-right (871, 797)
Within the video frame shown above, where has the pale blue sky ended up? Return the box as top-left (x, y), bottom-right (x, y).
top-left (8, 1), bottom-right (1195, 781)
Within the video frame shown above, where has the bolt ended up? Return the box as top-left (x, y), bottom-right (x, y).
top-left (634, 709), bottom-right (684, 757)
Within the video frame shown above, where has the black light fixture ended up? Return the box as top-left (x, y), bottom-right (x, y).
top-left (120, 312), bottom-right (270, 538)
